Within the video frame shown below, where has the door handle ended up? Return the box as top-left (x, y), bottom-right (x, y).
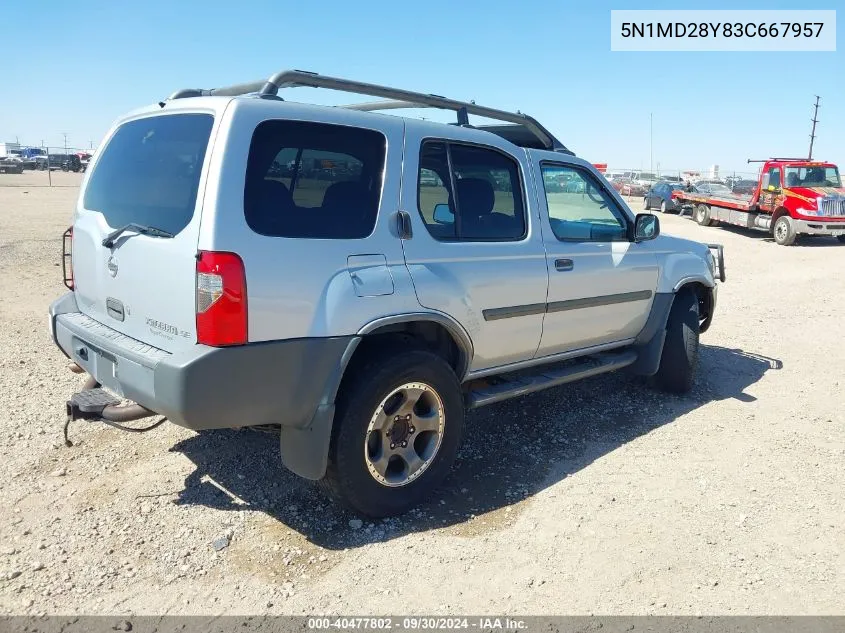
top-left (555, 258), bottom-right (574, 272)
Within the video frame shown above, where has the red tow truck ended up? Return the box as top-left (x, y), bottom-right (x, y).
top-left (672, 158), bottom-right (845, 245)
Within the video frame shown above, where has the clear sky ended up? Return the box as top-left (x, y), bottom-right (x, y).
top-left (0, 0), bottom-right (841, 175)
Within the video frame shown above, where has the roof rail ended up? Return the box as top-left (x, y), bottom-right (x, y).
top-left (168, 69), bottom-right (573, 155)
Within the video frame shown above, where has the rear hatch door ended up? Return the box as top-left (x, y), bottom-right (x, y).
top-left (72, 111), bottom-right (215, 353)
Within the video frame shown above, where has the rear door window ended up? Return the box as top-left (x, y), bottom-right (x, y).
top-left (244, 120), bottom-right (386, 239)
top-left (83, 114), bottom-right (214, 235)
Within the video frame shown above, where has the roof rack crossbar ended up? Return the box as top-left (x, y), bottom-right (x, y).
top-left (169, 69), bottom-right (572, 155)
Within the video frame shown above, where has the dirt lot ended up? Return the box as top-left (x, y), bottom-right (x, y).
top-left (1, 174), bottom-right (844, 616)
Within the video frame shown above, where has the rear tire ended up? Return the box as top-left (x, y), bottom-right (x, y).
top-left (835, 235), bottom-right (845, 244)
top-left (652, 289), bottom-right (699, 394)
top-left (773, 215), bottom-right (797, 246)
top-left (661, 200), bottom-right (668, 213)
top-left (695, 204), bottom-right (714, 226)
top-left (320, 349), bottom-right (464, 517)
top-left (642, 197), bottom-right (650, 210)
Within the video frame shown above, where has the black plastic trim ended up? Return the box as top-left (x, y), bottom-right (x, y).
top-left (547, 290), bottom-right (653, 314)
top-left (153, 336), bottom-right (356, 431)
top-left (628, 292), bottom-right (675, 376)
top-left (484, 290), bottom-right (654, 322)
top-left (482, 303), bottom-right (547, 321)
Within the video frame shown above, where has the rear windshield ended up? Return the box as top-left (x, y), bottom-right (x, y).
top-left (83, 114), bottom-right (213, 235)
top-left (244, 120), bottom-right (386, 239)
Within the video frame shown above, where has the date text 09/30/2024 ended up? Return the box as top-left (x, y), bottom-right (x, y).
top-left (307, 617), bottom-right (528, 631)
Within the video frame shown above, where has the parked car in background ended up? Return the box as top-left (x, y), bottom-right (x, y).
top-left (12, 147), bottom-right (47, 170)
top-left (76, 152), bottom-right (93, 173)
top-left (632, 171), bottom-right (659, 190)
top-left (35, 154), bottom-right (83, 172)
top-left (659, 174), bottom-right (681, 183)
top-left (62, 155), bottom-right (83, 172)
top-left (643, 181), bottom-right (685, 212)
top-left (0, 156), bottom-right (24, 174)
top-left (730, 179), bottom-right (757, 195)
top-left (619, 180), bottom-right (646, 197)
top-left (693, 181), bottom-right (733, 196)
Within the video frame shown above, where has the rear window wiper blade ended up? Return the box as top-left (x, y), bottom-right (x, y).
top-left (102, 223), bottom-right (174, 248)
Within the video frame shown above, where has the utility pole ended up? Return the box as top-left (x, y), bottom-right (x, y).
top-left (649, 112), bottom-right (653, 173)
top-left (62, 132), bottom-right (68, 155)
top-left (808, 95), bottom-right (820, 160)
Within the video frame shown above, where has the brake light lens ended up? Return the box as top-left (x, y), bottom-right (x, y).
top-left (196, 251), bottom-right (247, 346)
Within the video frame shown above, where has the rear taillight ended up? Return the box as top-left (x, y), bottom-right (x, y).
top-left (62, 226), bottom-right (74, 290)
top-left (196, 251), bottom-right (247, 346)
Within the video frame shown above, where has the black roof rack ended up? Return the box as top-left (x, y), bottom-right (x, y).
top-left (169, 69), bottom-right (573, 155)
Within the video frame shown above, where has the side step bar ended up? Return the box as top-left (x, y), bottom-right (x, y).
top-left (466, 350), bottom-right (637, 409)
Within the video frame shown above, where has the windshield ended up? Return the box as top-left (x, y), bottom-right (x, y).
top-left (638, 173), bottom-right (656, 180)
top-left (784, 166), bottom-right (841, 188)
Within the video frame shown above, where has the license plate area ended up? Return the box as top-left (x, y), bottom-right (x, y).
top-left (70, 337), bottom-right (124, 396)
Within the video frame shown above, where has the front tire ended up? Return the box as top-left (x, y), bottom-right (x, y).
top-left (773, 215), bottom-right (797, 246)
top-left (661, 200), bottom-right (669, 213)
top-left (652, 289), bottom-right (700, 394)
top-left (837, 235), bottom-right (845, 244)
top-left (642, 197), bottom-right (650, 210)
top-left (321, 349), bottom-right (464, 517)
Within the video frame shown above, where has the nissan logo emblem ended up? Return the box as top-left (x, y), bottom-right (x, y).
top-left (107, 256), bottom-right (118, 277)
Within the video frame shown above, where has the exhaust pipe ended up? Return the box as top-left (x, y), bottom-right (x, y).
top-left (100, 402), bottom-right (156, 423)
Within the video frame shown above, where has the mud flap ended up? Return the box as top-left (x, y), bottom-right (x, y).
top-left (279, 404), bottom-right (335, 481)
top-left (629, 292), bottom-right (674, 377)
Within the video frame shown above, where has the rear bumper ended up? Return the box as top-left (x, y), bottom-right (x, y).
top-left (793, 219), bottom-right (845, 236)
top-left (49, 292), bottom-right (356, 432)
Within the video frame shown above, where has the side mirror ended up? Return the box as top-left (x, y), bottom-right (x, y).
top-left (634, 213), bottom-right (660, 241)
top-left (432, 203), bottom-right (454, 224)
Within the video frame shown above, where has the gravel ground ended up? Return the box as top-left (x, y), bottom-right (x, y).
top-left (1, 175), bottom-right (844, 616)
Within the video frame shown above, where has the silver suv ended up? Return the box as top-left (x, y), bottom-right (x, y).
top-left (49, 70), bottom-right (725, 517)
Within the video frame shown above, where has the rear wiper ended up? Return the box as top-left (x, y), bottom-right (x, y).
top-left (101, 223), bottom-right (174, 248)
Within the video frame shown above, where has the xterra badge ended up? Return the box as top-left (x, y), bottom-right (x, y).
top-left (145, 318), bottom-right (190, 338)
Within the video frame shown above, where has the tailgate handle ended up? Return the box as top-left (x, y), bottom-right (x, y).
top-left (106, 297), bottom-right (125, 322)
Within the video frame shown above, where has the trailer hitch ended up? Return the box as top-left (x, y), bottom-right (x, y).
top-left (64, 387), bottom-right (166, 447)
